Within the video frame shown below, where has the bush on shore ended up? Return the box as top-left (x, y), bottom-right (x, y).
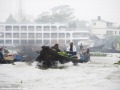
top-left (90, 52), bottom-right (107, 57)
top-left (114, 60), bottom-right (120, 65)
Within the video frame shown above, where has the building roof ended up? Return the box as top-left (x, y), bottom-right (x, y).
top-left (90, 35), bottom-right (105, 40)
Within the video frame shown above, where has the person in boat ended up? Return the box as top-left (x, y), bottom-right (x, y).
top-left (66, 42), bottom-right (77, 56)
top-left (86, 48), bottom-right (90, 60)
top-left (86, 48), bottom-right (90, 54)
top-left (81, 49), bottom-right (90, 55)
top-left (51, 44), bottom-right (61, 52)
top-left (80, 43), bottom-right (83, 52)
top-left (0, 48), bottom-right (4, 62)
top-left (3, 47), bottom-right (9, 54)
top-left (80, 48), bottom-right (90, 63)
top-left (67, 42), bottom-right (76, 52)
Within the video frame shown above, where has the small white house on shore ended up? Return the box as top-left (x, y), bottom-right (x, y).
top-left (91, 16), bottom-right (120, 36)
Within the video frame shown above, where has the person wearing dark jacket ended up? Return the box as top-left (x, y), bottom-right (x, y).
top-left (0, 48), bottom-right (4, 62)
top-left (51, 44), bottom-right (61, 52)
top-left (66, 42), bottom-right (76, 52)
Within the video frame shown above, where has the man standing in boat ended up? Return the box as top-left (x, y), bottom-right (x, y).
top-left (80, 43), bottom-right (83, 52)
top-left (66, 42), bottom-right (77, 56)
top-left (0, 48), bottom-right (4, 62)
top-left (67, 42), bottom-right (76, 52)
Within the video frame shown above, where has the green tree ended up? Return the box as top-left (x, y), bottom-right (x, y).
top-left (68, 19), bottom-right (89, 28)
top-left (35, 12), bottom-right (52, 23)
top-left (51, 5), bottom-right (74, 22)
top-left (112, 36), bottom-right (120, 50)
top-left (68, 20), bottom-right (77, 28)
top-left (105, 36), bottom-right (120, 50)
top-left (35, 5), bottom-right (74, 23)
top-left (6, 14), bottom-right (17, 23)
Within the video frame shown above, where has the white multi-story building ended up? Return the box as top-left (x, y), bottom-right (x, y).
top-left (0, 23), bottom-right (90, 47)
top-left (90, 16), bottom-right (120, 48)
top-left (91, 16), bottom-right (120, 36)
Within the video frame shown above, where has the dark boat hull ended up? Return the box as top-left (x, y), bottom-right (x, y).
top-left (36, 46), bottom-right (79, 69)
top-left (0, 60), bottom-right (13, 64)
top-left (79, 54), bottom-right (90, 63)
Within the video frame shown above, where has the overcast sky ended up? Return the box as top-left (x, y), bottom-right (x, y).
top-left (0, 0), bottom-right (120, 23)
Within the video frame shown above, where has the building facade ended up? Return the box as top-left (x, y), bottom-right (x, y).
top-left (91, 16), bottom-right (120, 36)
top-left (0, 23), bottom-right (90, 47)
top-left (90, 17), bottom-right (120, 49)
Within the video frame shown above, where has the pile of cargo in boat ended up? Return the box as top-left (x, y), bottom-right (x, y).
top-left (36, 46), bottom-right (79, 69)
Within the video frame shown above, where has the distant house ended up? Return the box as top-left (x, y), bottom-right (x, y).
top-left (91, 16), bottom-right (120, 36)
top-left (90, 35), bottom-right (105, 46)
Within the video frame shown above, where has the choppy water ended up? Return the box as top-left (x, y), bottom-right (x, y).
top-left (0, 55), bottom-right (120, 90)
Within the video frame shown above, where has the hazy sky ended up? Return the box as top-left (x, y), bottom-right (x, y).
top-left (0, 0), bottom-right (120, 23)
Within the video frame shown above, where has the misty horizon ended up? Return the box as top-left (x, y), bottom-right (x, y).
top-left (0, 0), bottom-right (120, 23)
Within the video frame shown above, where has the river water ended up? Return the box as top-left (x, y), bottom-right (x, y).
top-left (0, 54), bottom-right (120, 90)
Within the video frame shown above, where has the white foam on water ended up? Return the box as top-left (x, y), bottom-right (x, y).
top-left (0, 55), bottom-right (120, 90)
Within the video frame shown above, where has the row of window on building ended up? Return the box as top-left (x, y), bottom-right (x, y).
top-left (0, 32), bottom-right (89, 38)
top-left (106, 31), bottom-right (120, 35)
top-left (0, 25), bottom-right (66, 31)
top-left (0, 39), bottom-right (81, 46)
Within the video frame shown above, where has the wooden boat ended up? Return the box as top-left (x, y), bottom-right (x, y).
top-left (14, 54), bottom-right (23, 61)
top-left (36, 46), bottom-right (79, 69)
top-left (0, 53), bottom-right (14, 64)
top-left (79, 53), bottom-right (90, 63)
